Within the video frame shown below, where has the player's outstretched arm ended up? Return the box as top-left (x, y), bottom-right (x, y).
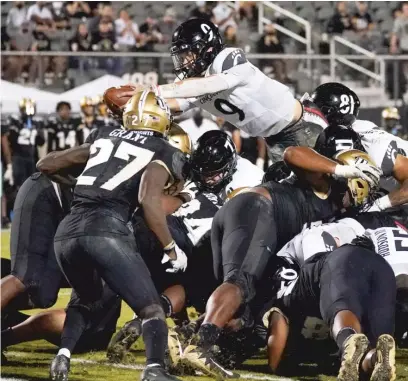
top-left (371, 154), bottom-right (408, 211)
top-left (36, 144), bottom-right (91, 185)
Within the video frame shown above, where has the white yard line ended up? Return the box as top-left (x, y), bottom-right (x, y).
top-left (6, 351), bottom-right (294, 381)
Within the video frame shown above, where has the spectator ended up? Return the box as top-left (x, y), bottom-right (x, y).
top-left (224, 25), bottom-right (237, 46)
top-left (6, 2), bottom-right (27, 33)
top-left (179, 110), bottom-right (219, 144)
top-left (160, 6), bottom-right (178, 43)
top-left (391, 2), bottom-right (408, 55)
top-left (88, 4), bottom-right (114, 34)
top-left (327, 1), bottom-right (353, 34)
top-left (211, 1), bottom-right (237, 33)
top-left (27, 1), bottom-right (54, 29)
top-left (115, 9), bottom-right (140, 49)
top-left (257, 23), bottom-right (287, 82)
top-left (92, 19), bottom-right (117, 73)
top-left (352, 2), bottom-right (374, 33)
top-left (70, 23), bottom-right (92, 51)
top-left (3, 21), bottom-right (33, 82)
top-left (190, 1), bottom-right (212, 20)
top-left (29, 29), bottom-right (52, 84)
top-left (139, 17), bottom-right (163, 51)
top-left (51, 2), bottom-right (71, 31)
top-left (65, 1), bottom-right (91, 19)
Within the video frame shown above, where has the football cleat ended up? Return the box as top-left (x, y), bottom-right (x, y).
top-left (337, 333), bottom-right (369, 381)
top-left (370, 334), bottom-right (396, 381)
top-left (182, 344), bottom-right (240, 379)
top-left (141, 365), bottom-right (182, 381)
top-left (49, 354), bottom-right (70, 381)
top-left (107, 317), bottom-right (142, 363)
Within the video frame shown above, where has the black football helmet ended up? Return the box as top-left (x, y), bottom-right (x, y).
top-left (190, 130), bottom-right (237, 193)
top-left (314, 124), bottom-right (365, 159)
top-left (310, 82), bottom-right (360, 127)
top-left (263, 161), bottom-right (291, 183)
top-left (170, 18), bottom-right (224, 80)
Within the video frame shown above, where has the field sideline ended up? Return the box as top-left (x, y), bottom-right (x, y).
top-left (1, 230), bottom-right (408, 381)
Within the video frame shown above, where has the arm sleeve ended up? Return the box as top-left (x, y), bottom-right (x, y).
top-left (158, 67), bottom-right (247, 99)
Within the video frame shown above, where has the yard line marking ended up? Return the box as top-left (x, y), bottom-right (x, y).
top-left (6, 352), bottom-right (295, 381)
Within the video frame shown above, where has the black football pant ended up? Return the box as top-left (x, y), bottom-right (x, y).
top-left (320, 245), bottom-right (396, 343)
top-left (54, 216), bottom-right (161, 318)
top-left (211, 192), bottom-right (277, 303)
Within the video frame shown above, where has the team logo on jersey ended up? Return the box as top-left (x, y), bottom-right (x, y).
top-left (222, 49), bottom-right (247, 71)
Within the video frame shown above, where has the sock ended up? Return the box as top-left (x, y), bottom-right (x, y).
top-left (160, 294), bottom-right (173, 317)
top-left (60, 307), bottom-right (88, 353)
top-left (57, 348), bottom-right (71, 359)
top-left (142, 317), bottom-right (167, 367)
top-left (197, 323), bottom-right (222, 350)
top-left (335, 327), bottom-right (357, 351)
top-left (1, 327), bottom-right (13, 348)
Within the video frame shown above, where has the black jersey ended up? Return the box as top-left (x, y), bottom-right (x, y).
top-left (262, 181), bottom-right (340, 250)
top-left (46, 115), bottom-right (81, 152)
top-left (71, 126), bottom-right (186, 221)
top-left (76, 116), bottom-right (106, 145)
top-left (6, 114), bottom-right (45, 157)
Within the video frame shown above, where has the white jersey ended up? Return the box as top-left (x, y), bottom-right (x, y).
top-left (276, 218), bottom-right (365, 265)
top-left (175, 156), bottom-right (264, 245)
top-left (364, 226), bottom-right (408, 277)
top-left (352, 119), bottom-right (408, 177)
top-left (183, 47), bottom-right (297, 137)
top-left (277, 217), bottom-right (408, 277)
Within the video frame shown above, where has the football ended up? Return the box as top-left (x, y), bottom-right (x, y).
top-left (103, 85), bottom-right (134, 117)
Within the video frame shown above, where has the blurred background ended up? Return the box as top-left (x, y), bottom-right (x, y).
top-left (1, 1), bottom-right (408, 227)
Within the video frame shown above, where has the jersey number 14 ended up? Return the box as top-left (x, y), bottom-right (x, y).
top-left (77, 138), bottom-right (154, 190)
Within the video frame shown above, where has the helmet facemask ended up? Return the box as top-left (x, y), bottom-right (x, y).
top-left (191, 160), bottom-right (236, 194)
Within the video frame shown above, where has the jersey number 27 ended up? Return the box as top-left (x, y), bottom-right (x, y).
top-left (77, 138), bottom-right (154, 190)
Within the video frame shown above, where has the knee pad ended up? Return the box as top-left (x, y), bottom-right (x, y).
top-left (139, 303), bottom-right (166, 321)
top-left (29, 286), bottom-right (59, 309)
top-left (224, 270), bottom-right (257, 304)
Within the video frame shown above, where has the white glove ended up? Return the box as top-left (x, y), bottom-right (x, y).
top-left (4, 164), bottom-right (13, 186)
top-left (334, 163), bottom-right (382, 189)
top-left (256, 158), bottom-right (265, 169)
top-left (161, 243), bottom-right (188, 273)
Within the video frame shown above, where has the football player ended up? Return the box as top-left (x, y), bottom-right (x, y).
top-left (109, 130), bottom-right (264, 364)
top-left (382, 106), bottom-right (404, 137)
top-left (76, 96), bottom-right (106, 144)
top-left (5, 98), bottom-right (45, 188)
top-left (310, 82), bottom-right (408, 215)
top-left (179, 148), bottom-right (382, 378)
top-left (0, 173), bottom-right (72, 315)
top-left (37, 90), bottom-right (186, 381)
top-left (122, 18), bottom-right (328, 163)
top-left (46, 101), bottom-right (80, 152)
top-left (261, 240), bottom-right (397, 381)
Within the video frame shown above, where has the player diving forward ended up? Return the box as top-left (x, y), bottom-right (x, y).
top-left (37, 90), bottom-right (188, 381)
top-left (122, 18), bottom-right (328, 163)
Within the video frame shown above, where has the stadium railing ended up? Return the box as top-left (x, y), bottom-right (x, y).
top-left (2, 51), bottom-right (408, 104)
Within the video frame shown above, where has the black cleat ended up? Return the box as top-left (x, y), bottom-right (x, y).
top-left (50, 354), bottom-right (70, 381)
top-left (141, 365), bottom-right (182, 381)
top-left (107, 317), bottom-right (142, 363)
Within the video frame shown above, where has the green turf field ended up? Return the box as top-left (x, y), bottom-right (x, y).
top-left (1, 230), bottom-right (408, 381)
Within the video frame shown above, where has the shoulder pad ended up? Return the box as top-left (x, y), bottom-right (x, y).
top-left (9, 114), bottom-right (19, 121)
top-left (47, 116), bottom-right (57, 123)
top-left (32, 116), bottom-right (43, 122)
top-left (209, 47), bottom-right (247, 74)
top-left (352, 119), bottom-right (378, 134)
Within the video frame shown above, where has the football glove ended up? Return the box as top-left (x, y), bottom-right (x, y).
top-left (161, 243), bottom-right (188, 273)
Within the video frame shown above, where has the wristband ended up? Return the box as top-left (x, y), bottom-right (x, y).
top-left (374, 195), bottom-right (392, 211)
top-left (163, 240), bottom-right (175, 253)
